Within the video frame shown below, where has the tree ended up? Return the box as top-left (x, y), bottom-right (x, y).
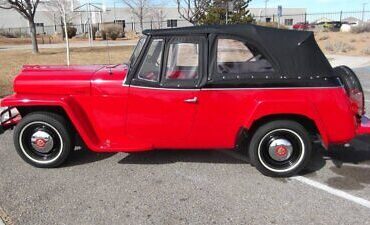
top-left (44, 0), bottom-right (74, 65)
top-left (176, 0), bottom-right (210, 25)
top-left (199, 0), bottom-right (253, 25)
top-left (0, 0), bottom-right (41, 53)
top-left (122, 0), bottom-right (152, 31)
top-left (150, 7), bottom-right (166, 29)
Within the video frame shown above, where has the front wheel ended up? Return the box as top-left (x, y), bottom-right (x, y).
top-left (13, 112), bottom-right (73, 168)
top-left (248, 120), bottom-right (312, 177)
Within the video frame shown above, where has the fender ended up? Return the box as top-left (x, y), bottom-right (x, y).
top-left (0, 94), bottom-right (102, 151)
top-left (243, 99), bottom-right (330, 148)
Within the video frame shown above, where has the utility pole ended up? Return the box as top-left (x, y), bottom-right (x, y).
top-left (264, 0), bottom-right (269, 22)
top-left (362, 3), bottom-right (368, 22)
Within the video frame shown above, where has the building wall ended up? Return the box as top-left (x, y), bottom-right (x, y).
top-left (0, 6), bottom-right (307, 34)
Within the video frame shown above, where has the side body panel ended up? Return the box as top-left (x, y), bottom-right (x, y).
top-left (190, 87), bottom-right (356, 149)
top-left (126, 86), bottom-right (199, 149)
top-left (1, 86), bottom-right (357, 152)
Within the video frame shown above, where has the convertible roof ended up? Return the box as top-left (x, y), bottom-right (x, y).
top-left (143, 24), bottom-right (334, 77)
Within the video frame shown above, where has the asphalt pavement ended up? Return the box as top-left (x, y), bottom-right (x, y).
top-left (0, 64), bottom-right (370, 225)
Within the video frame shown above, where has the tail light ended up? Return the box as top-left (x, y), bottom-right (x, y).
top-left (349, 88), bottom-right (365, 116)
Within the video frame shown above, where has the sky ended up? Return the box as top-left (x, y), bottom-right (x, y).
top-left (96, 0), bottom-right (369, 13)
top-left (248, 0), bottom-right (369, 13)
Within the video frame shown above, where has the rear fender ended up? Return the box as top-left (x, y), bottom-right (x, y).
top-left (244, 100), bottom-right (329, 148)
top-left (0, 94), bottom-right (100, 150)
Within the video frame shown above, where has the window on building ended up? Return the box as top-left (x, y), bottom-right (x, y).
top-left (167, 20), bottom-right (177, 28)
top-left (284, 19), bottom-right (294, 26)
top-left (165, 42), bottom-right (199, 80)
top-left (137, 39), bottom-right (164, 82)
top-left (217, 38), bottom-right (274, 74)
top-left (35, 23), bottom-right (44, 27)
top-left (265, 18), bottom-right (272, 23)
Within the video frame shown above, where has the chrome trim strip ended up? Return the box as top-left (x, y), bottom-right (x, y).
top-left (201, 86), bottom-right (343, 91)
top-left (128, 85), bottom-right (342, 91)
top-left (129, 85), bottom-right (200, 91)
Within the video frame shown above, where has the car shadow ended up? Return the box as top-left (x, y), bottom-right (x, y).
top-left (118, 150), bottom-right (247, 165)
top-left (302, 136), bottom-right (370, 190)
top-left (62, 147), bottom-right (117, 167)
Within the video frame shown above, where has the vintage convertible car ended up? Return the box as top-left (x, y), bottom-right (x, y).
top-left (1, 24), bottom-right (370, 177)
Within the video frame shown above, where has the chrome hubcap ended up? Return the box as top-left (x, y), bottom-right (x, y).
top-left (268, 139), bottom-right (293, 161)
top-left (31, 131), bottom-right (54, 153)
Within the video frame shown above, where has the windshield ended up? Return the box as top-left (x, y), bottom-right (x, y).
top-left (128, 36), bottom-right (147, 67)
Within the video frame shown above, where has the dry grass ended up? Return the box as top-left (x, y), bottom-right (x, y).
top-left (0, 46), bottom-right (133, 96)
top-left (316, 31), bottom-right (370, 56)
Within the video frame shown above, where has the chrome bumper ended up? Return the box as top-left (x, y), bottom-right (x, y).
top-left (356, 115), bottom-right (370, 136)
top-left (0, 107), bottom-right (20, 134)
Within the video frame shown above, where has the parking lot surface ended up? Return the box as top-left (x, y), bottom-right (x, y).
top-left (0, 67), bottom-right (370, 225)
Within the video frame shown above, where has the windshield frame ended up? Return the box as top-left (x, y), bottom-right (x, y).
top-left (128, 36), bottom-right (147, 69)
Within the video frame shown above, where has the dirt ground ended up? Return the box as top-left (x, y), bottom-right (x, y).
top-left (316, 32), bottom-right (370, 56)
top-left (0, 46), bottom-right (133, 96)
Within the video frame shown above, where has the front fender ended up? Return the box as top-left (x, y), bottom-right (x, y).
top-left (0, 94), bottom-right (101, 151)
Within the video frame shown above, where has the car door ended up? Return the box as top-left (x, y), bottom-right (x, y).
top-left (190, 36), bottom-right (277, 149)
top-left (126, 36), bottom-right (206, 149)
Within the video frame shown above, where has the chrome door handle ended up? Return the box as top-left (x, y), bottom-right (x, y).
top-left (184, 97), bottom-right (198, 103)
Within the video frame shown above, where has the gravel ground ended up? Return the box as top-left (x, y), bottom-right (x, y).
top-left (0, 60), bottom-right (369, 225)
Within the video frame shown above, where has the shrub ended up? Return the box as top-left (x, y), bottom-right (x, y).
top-left (325, 41), bottom-right (355, 53)
top-left (362, 47), bottom-right (370, 55)
top-left (102, 25), bottom-right (122, 40)
top-left (66, 26), bottom-right (77, 39)
top-left (351, 23), bottom-right (370, 33)
top-left (101, 30), bottom-right (107, 40)
top-left (318, 35), bottom-right (329, 41)
top-left (92, 26), bottom-right (98, 40)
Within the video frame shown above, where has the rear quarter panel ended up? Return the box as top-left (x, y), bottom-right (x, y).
top-left (190, 87), bottom-right (355, 149)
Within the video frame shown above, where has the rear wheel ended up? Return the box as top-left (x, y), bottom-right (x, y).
top-left (248, 120), bottom-right (312, 177)
top-left (13, 112), bottom-right (72, 168)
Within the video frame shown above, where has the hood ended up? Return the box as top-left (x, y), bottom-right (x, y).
top-left (14, 65), bottom-right (105, 95)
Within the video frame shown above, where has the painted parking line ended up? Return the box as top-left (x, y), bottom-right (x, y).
top-left (219, 150), bottom-right (370, 209)
top-left (292, 176), bottom-right (370, 209)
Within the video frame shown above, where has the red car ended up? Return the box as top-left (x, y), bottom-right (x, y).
top-left (293, 22), bottom-right (314, 30)
top-left (1, 24), bottom-right (369, 177)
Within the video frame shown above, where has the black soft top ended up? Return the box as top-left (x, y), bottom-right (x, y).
top-left (143, 24), bottom-right (334, 78)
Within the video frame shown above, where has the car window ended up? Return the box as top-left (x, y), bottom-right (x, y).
top-left (137, 39), bottom-right (164, 82)
top-left (217, 38), bottom-right (274, 74)
top-left (129, 36), bottom-right (147, 67)
top-left (165, 42), bottom-right (199, 80)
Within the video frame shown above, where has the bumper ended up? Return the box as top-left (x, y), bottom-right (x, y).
top-left (356, 115), bottom-right (370, 135)
top-left (0, 107), bottom-right (20, 135)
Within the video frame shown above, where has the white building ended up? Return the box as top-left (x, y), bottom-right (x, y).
top-left (0, 5), bottom-right (307, 35)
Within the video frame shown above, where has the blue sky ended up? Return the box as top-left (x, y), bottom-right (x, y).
top-left (99, 0), bottom-right (369, 13)
top-left (248, 0), bottom-right (368, 13)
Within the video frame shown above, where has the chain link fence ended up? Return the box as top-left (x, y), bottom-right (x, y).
top-left (0, 10), bottom-right (369, 38)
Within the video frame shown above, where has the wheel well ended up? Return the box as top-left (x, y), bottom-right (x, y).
top-left (236, 114), bottom-right (320, 152)
top-left (17, 106), bottom-right (67, 118)
top-left (16, 106), bottom-right (83, 146)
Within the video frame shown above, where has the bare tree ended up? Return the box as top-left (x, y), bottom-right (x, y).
top-left (44, 0), bottom-right (74, 65)
top-left (150, 7), bottom-right (166, 29)
top-left (0, 0), bottom-right (41, 53)
top-left (176, 0), bottom-right (210, 25)
top-left (122, 0), bottom-right (152, 31)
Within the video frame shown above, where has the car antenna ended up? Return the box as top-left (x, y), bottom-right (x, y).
top-left (105, 36), bottom-right (112, 74)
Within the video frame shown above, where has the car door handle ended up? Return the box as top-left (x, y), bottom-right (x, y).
top-left (184, 97), bottom-right (198, 103)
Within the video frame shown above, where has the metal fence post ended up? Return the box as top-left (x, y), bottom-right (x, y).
top-left (304, 13), bottom-right (307, 23)
top-left (340, 11), bottom-right (343, 22)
